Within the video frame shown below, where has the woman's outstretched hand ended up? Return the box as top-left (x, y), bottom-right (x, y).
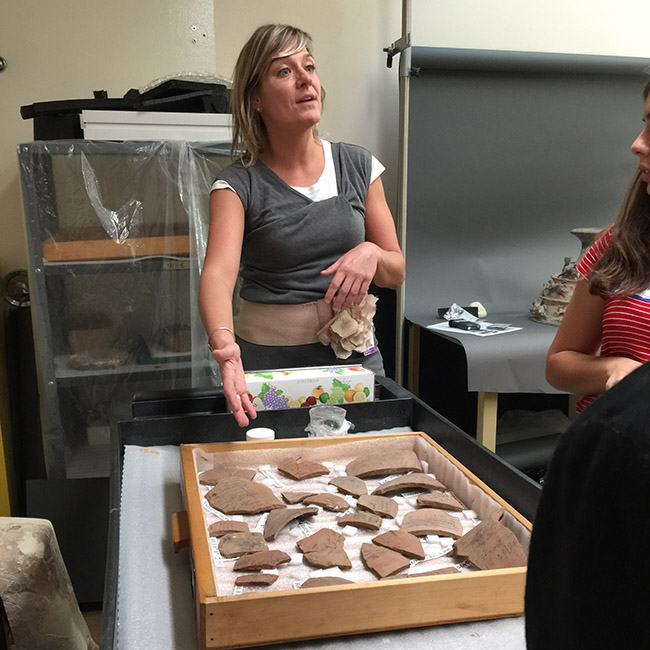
top-left (211, 340), bottom-right (257, 427)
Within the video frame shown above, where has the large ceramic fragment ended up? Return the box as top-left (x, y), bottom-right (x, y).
top-left (372, 530), bottom-right (425, 560)
top-left (356, 494), bottom-right (398, 519)
top-left (329, 476), bottom-right (367, 497)
top-left (346, 450), bottom-right (422, 478)
top-left (337, 512), bottom-right (382, 530)
top-left (199, 468), bottom-right (256, 486)
top-left (208, 521), bottom-right (250, 538)
top-left (302, 493), bottom-right (350, 512)
top-left (277, 456), bottom-right (330, 480)
top-left (234, 573), bottom-right (279, 586)
top-left (218, 532), bottom-right (268, 558)
top-left (206, 477), bottom-right (285, 515)
top-left (300, 576), bottom-right (354, 589)
top-left (360, 543), bottom-right (410, 578)
top-left (297, 528), bottom-right (352, 569)
top-left (372, 473), bottom-right (446, 496)
top-left (416, 492), bottom-right (465, 512)
top-left (233, 549), bottom-right (291, 571)
top-left (452, 520), bottom-right (527, 570)
top-left (263, 507), bottom-right (319, 541)
top-left (401, 508), bottom-right (463, 538)
top-left (281, 490), bottom-right (318, 504)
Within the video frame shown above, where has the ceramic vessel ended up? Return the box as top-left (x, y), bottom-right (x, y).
top-left (530, 228), bottom-right (601, 325)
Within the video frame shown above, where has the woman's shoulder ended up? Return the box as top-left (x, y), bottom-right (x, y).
top-left (576, 228), bottom-right (612, 277)
top-left (216, 161), bottom-right (250, 183)
top-left (328, 141), bottom-right (373, 180)
top-left (329, 141), bottom-right (372, 161)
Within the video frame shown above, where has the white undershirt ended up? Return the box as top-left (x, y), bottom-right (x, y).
top-left (210, 140), bottom-right (385, 201)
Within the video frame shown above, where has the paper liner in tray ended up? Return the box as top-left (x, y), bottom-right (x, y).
top-left (184, 433), bottom-right (531, 597)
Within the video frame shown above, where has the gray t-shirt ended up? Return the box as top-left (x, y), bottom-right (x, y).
top-left (216, 142), bottom-right (372, 304)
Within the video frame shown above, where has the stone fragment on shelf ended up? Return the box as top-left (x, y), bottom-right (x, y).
top-left (329, 476), bottom-right (367, 497)
top-left (218, 532), bottom-right (268, 558)
top-left (346, 450), bottom-right (422, 478)
top-left (372, 530), bottom-right (425, 560)
top-left (401, 508), bottom-right (463, 538)
top-left (278, 456), bottom-right (330, 480)
top-left (281, 490), bottom-right (318, 504)
top-left (297, 528), bottom-right (352, 569)
top-left (264, 507), bottom-right (319, 541)
top-left (208, 520), bottom-right (250, 538)
top-left (452, 520), bottom-right (527, 570)
top-left (416, 492), bottom-right (465, 512)
top-left (199, 468), bottom-right (256, 486)
top-left (206, 477), bottom-right (285, 515)
top-left (234, 573), bottom-right (279, 586)
top-left (337, 511), bottom-right (382, 530)
top-left (300, 576), bottom-right (354, 589)
top-left (360, 543), bottom-right (410, 578)
top-left (302, 493), bottom-right (350, 512)
top-left (372, 473), bottom-right (446, 496)
top-left (233, 549), bottom-right (291, 571)
top-left (356, 494), bottom-right (398, 519)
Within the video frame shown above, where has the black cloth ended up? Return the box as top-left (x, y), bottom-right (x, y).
top-left (525, 361), bottom-right (650, 649)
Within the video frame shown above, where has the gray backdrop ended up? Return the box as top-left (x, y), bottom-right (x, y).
top-left (406, 47), bottom-right (650, 323)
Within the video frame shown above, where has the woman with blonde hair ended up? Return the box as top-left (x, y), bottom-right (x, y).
top-left (199, 24), bottom-right (405, 426)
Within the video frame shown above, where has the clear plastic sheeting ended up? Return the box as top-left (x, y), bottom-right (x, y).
top-left (80, 151), bottom-right (143, 243)
top-left (17, 140), bottom-right (231, 480)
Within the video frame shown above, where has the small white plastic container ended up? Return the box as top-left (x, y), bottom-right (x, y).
top-left (245, 427), bottom-right (275, 441)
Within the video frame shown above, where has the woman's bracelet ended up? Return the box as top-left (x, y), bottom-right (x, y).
top-left (207, 326), bottom-right (235, 351)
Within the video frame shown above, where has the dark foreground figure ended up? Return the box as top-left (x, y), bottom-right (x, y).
top-left (525, 361), bottom-right (650, 649)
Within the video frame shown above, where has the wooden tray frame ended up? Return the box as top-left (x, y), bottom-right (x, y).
top-left (179, 432), bottom-right (532, 650)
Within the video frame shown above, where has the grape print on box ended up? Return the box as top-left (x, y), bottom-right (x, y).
top-left (244, 366), bottom-right (375, 412)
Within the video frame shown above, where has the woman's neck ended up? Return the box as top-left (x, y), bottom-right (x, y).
top-left (259, 131), bottom-right (324, 187)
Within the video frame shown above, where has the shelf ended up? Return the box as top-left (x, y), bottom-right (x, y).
top-left (54, 355), bottom-right (196, 383)
top-left (42, 235), bottom-right (190, 263)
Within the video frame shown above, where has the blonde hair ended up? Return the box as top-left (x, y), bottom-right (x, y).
top-left (230, 24), bottom-right (325, 167)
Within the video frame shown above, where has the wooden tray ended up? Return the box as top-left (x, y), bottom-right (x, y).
top-left (178, 433), bottom-right (532, 650)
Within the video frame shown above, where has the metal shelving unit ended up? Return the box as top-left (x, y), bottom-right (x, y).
top-left (18, 139), bottom-right (230, 480)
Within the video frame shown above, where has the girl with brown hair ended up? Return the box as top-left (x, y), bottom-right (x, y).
top-left (546, 78), bottom-right (650, 412)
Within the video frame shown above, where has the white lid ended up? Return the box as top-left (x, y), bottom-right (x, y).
top-left (246, 427), bottom-right (275, 441)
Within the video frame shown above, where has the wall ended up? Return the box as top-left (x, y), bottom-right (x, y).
top-left (0, 0), bottom-right (217, 511)
top-left (412, 0), bottom-right (650, 57)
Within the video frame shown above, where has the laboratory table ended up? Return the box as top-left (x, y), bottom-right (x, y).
top-left (101, 376), bottom-right (540, 650)
top-left (407, 311), bottom-right (569, 451)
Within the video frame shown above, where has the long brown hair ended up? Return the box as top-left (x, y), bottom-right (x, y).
top-left (589, 79), bottom-right (650, 298)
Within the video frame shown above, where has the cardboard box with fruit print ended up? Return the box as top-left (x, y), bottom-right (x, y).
top-left (244, 365), bottom-right (375, 411)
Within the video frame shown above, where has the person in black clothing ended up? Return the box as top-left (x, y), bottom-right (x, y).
top-left (525, 360), bottom-right (650, 648)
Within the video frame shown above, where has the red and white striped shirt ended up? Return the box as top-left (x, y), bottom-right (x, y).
top-left (576, 230), bottom-right (650, 412)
